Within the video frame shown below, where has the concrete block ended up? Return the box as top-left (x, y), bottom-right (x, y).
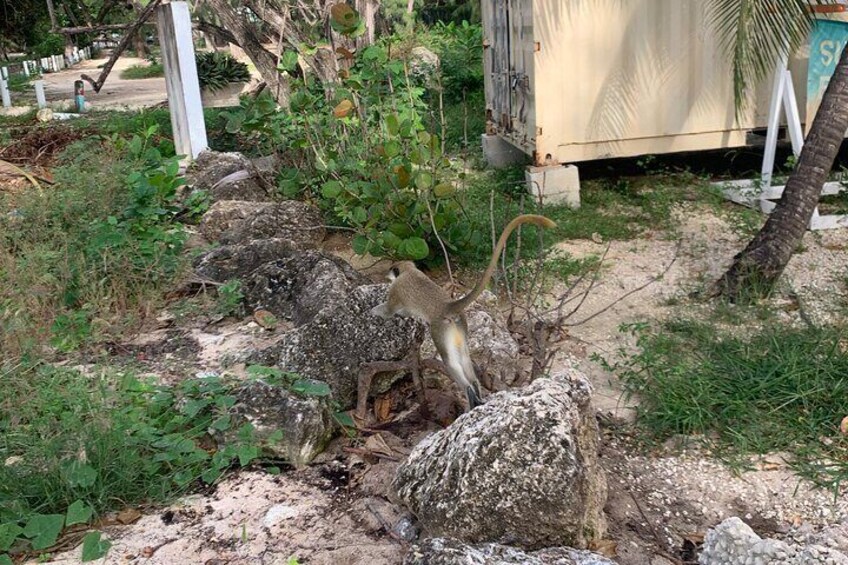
top-left (525, 164), bottom-right (581, 208)
top-left (481, 134), bottom-right (529, 168)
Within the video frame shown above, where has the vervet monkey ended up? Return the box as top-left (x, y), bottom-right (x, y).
top-left (370, 214), bottom-right (557, 410)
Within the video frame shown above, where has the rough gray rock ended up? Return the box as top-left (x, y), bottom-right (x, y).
top-left (276, 285), bottom-right (425, 409)
top-left (193, 238), bottom-right (300, 282)
top-left (225, 380), bottom-right (334, 468)
top-left (403, 538), bottom-right (616, 565)
top-left (699, 518), bottom-right (848, 565)
top-left (393, 373), bottom-right (608, 550)
top-left (421, 290), bottom-right (520, 385)
top-left (185, 151), bottom-right (270, 202)
top-left (198, 200), bottom-right (325, 246)
top-left (409, 46), bottom-right (440, 81)
top-left (244, 251), bottom-right (369, 325)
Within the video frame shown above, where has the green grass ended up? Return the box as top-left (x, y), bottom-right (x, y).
top-left (606, 319), bottom-right (848, 491)
top-left (119, 62), bottom-right (164, 79)
top-left (0, 127), bottom-right (187, 356)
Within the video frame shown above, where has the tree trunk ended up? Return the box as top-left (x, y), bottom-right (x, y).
top-left (717, 43), bottom-right (848, 299)
top-left (205, 0), bottom-right (289, 107)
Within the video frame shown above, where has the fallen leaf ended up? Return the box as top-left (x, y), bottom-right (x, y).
top-left (364, 433), bottom-right (394, 458)
top-left (841, 416), bottom-right (848, 435)
top-left (116, 508), bottom-right (142, 525)
top-left (333, 99), bottom-right (355, 118)
top-left (374, 395), bottom-right (392, 422)
top-left (253, 309), bottom-right (278, 330)
top-left (335, 46), bottom-right (355, 60)
top-left (588, 539), bottom-right (618, 557)
top-left (141, 546), bottom-right (154, 558)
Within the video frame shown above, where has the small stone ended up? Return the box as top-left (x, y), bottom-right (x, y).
top-left (263, 504), bottom-right (299, 527)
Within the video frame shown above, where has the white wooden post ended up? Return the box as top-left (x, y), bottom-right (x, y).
top-left (0, 68), bottom-right (11, 108)
top-left (34, 80), bottom-right (47, 108)
top-left (157, 1), bottom-right (208, 160)
top-left (22, 61), bottom-right (30, 77)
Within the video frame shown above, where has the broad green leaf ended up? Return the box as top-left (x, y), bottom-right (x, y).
top-left (66, 500), bottom-right (93, 527)
top-left (383, 140), bottom-right (401, 158)
top-left (0, 523), bottom-right (23, 552)
top-left (63, 461), bottom-right (97, 488)
top-left (81, 531), bottom-right (111, 562)
top-left (267, 430), bottom-right (284, 443)
top-left (386, 114), bottom-right (399, 136)
top-left (417, 131), bottom-right (431, 145)
top-left (211, 415), bottom-right (232, 431)
top-left (415, 172), bottom-right (434, 190)
top-left (352, 235), bottom-right (370, 255)
top-left (0, 554), bottom-right (12, 565)
top-left (401, 237), bottom-right (429, 260)
top-left (201, 468), bottom-right (222, 484)
top-left (291, 380), bottom-right (332, 397)
top-left (333, 411), bottom-right (356, 428)
top-left (23, 514), bottom-right (64, 551)
top-left (434, 183), bottom-right (455, 197)
top-left (182, 398), bottom-right (208, 419)
top-left (237, 445), bottom-right (259, 467)
top-left (321, 180), bottom-right (343, 199)
top-left (266, 466), bottom-right (281, 475)
top-left (351, 206), bottom-right (368, 224)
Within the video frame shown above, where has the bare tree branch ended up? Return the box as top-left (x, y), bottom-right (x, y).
top-left (80, 0), bottom-right (162, 93)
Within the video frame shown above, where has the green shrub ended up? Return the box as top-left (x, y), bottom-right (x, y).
top-left (33, 34), bottom-right (64, 59)
top-left (224, 42), bottom-right (480, 263)
top-left (119, 63), bottom-right (164, 80)
top-left (427, 21), bottom-right (484, 102)
top-left (196, 52), bottom-right (250, 92)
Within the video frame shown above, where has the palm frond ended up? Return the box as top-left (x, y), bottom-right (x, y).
top-left (706, 0), bottom-right (835, 118)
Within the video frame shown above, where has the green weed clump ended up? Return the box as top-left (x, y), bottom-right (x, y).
top-left (0, 362), bottom-right (311, 562)
top-left (607, 320), bottom-right (848, 490)
top-left (119, 63), bottom-right (164, 80)
top-left (0, 125), bottom-right (187, 356)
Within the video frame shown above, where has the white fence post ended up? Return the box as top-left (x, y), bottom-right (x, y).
top-left (0, 68), bottom-right (11, 108)
top-left (34, 80), bottom-right (47, 108)
top-left (157, 1), bottom-right (208, 160)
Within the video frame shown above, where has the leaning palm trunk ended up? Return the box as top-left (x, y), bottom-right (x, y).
top-left (717, 43), bottom-right (848, 299)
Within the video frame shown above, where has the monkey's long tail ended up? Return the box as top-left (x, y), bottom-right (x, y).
top-left (448, 214), bottom-right (557, 314)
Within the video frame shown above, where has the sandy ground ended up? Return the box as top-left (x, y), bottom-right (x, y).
top-left (40, 56), bottom-right (168, 110)
top-left (27, 204), bottom-right (848, 565)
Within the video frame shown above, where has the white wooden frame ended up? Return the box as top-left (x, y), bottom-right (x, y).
top-left (719, 53), bottom-right (848, 230)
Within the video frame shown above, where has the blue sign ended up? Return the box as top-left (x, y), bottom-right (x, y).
top-left (806, 19), bottom-right (848, 128)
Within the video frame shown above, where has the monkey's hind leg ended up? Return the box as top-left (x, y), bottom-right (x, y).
top-left (355, 348), bottom-right (429, 423)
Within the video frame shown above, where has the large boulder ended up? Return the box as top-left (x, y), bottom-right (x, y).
top-left (404, 538), bottom-right (616, 565)
top-left (421, 291), bottom-right (521, 386)
top-left (244, 251), bottom-right (369, 325)
top-left (393, 372), bottom-right (607, 550)
top-left (193, 238), bottom-right (300, 282)
top-left (225, 380), bottom-right (335, 468)
top-left (198, 200), bottom-right (325, 246)
top-left (276, 285), bottom-right (425, 409)
top-left (699, 518), bottom-right (848, 565)
top-left (185, 151), bottom-right (270, 202)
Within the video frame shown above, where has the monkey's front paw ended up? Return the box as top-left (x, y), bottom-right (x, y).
top-left (370, 303), bottom-right (390, 319)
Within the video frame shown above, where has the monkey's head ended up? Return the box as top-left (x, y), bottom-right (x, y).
top-left (386, 261), bottom-right (417, 280)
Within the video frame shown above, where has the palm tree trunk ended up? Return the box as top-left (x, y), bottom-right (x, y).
top-left (717, 43), bottom-right (848, 300)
